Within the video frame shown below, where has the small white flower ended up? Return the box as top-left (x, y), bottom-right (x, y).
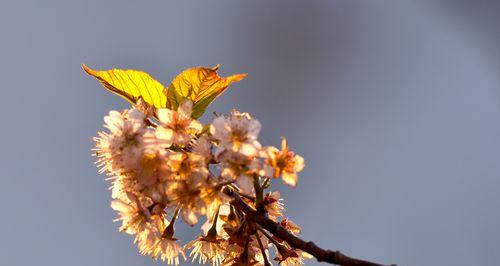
top-left (94, 108), bottom-right (156, 175)
top-left (110, 192), bottom-right (154, 235)
top-left (156, 100), bottom-right (203, 147)
top-left (151, 238), bottom-right (186, 265)
top-left (210, 110), bottom-right (262, 159)
top-left (185, 235), bottom-right (227, 266)
top-left (133, 216), bottom-right (186, 265)
top-left (262, 138), bottom-right (305, 187)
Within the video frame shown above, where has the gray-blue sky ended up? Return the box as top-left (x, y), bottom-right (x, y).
top-left (0, 1), bottom-right (499, 265)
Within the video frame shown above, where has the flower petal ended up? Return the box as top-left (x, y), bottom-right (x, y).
top-left (281, 172), bottom-right (298, 187)
top-left (155, 127), bottom-right (174, 148)
top-left (157, 108), bottom-right (175, 124)
top-left (294, 155), bottom-right (305, 172)
top-left (178, 100), bottom-right (193, 118)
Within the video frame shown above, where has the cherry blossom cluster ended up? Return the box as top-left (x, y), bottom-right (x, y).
top-left (94, 99), bottom-right (306, 265)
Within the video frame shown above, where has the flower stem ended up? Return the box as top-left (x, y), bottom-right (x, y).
top-left (206, 205), bottom-right (220, 240)
top-left (253, 175), bottom-right (265, 213)
top-left (162, 206), bottom-right (180, 239)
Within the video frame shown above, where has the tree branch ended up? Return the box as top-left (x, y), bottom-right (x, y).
top-left (223, 187), bottom-right (396, 266)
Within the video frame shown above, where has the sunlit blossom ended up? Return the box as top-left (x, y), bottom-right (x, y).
top-left (133, 215), bottom-right (186, 265)
top-left (185, 235), bottom-right (227, 266)
top-left (262, 138), bottom-right (305, 187)
top-left (263, 191), bottom-right (285, 221)
top-left (165, 152), bottom-right (208, 181)
top-left (210, 110), bottom-right (262, 159)
top-left (156, 100), bottom-right (203, 147)
top-left (110, 193), bottom-right (154, 235)
top-left (151, 238), bottom-right (185, 265)
top-left (166, 178), bottom-right (208, 225)
top-left (94, 109), bottom-right (155, 175)
top-left (220, 156), bottom-right (257, 195)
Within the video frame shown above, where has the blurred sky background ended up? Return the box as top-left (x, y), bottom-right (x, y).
top-left (1, 1), bottom-right (499, 265)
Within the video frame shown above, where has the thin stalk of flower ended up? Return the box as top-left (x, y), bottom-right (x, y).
top-left (162, 206), bottom-right (180, 239)
top-left (206, 206), bottom-right (220, 240)
top-left (253, 175), bottom-right (265, 213)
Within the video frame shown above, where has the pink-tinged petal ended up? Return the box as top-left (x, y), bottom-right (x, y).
top-left (236, 175), bottom-right (254, 195)
top-left (110, 200), bottom-right (131, 213)
top-left (188, 120), bottom-right (203, 133)
top-left (127, 109), bottom-right (145, 121)
top-left (270, 191), bottom-right (281, 199)
top-left (178, 99), bottom-right (193, 118)
top-left (192, 135), bottom-right (212, 158)
top-left (247, 119), bottom-right (262, 138)
top-left (210, 116), bottom-right (227, 137)
top-left (201, 219), bottom-right (212, 235)
top-left (281, 137), bottom-right (288, 151)
top-left (294, 155), bottom-right (305, 172)
top-left (155, 127), bottom-right (174, 148)
top-left (264, 146), bottom-right (279, 159)
top-left (261, 164), bottom-right (275, 178)
top-left (140, 130), bottom-right (158, 148)
top-left (104, 113), bottom-right (123, 133)
top-left (173, 133), bottom-right (191, 146)
top-left (248, 158), bottom-right (263, 174)
top-left (281, 172), bottom-right (298, 187)
top-left (157, 108), bottom-right (175, 124)
top-left (167, 152), bottom-right (185, 165)
top-left (239, 142), bottom-right (259, 157)
top-left (252, 140), bottom-right (262, 150)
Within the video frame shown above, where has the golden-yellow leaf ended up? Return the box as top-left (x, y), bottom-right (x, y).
top-left (82, 64), bottom-right (167, 108)
top-left (166, 65), bottom-right (247, 118)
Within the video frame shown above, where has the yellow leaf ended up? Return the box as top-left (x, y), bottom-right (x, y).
top-left (166, 65), bottom-right (247, 118)
top-left (82, 64), bottom-right (167, 108)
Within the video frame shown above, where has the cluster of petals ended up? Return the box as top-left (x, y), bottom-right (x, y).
top-left (94, 100), bottom-right (307, 265)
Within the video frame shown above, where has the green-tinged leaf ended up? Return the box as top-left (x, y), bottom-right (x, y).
top-left (83, 64), bottom-right (167, 108)
top-left (165, 65), bottom-right (247, 118)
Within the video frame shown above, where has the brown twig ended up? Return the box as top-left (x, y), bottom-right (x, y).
top-left (223, 187), bottom-right (396, 266)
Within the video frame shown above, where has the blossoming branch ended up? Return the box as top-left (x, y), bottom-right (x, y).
top-left (84, 64), bottom-right (394, 266)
